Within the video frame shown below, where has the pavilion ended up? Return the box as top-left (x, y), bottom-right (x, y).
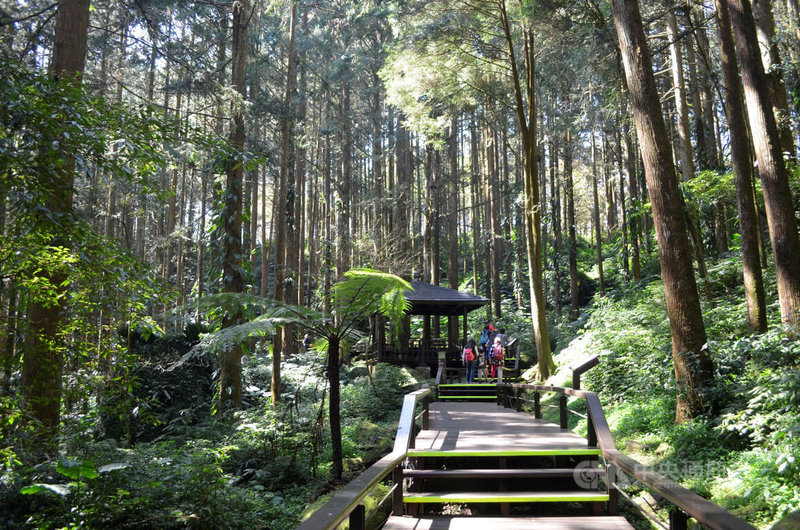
top-left (369, 280), bottom-right (489, 369)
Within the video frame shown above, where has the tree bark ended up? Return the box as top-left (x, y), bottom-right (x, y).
top-left (498, 0), bottom-right (553, 380)
top-left (615, 124), bottom-right (629, 281)
top-left (591, 128), bottom-right (606, 295)
top-left (218, 0), bottom-right (249, 412)
top-left (625, 125), bottom-right (641, 280)
top-left (565, 128), bottom-right (580, 319)
top-left (447, 118), bottom-right (460, 346)
top-left (728, 0), bottom-right (800, 329)
top-left (486, 123), bottom-right (502, 318)
top-left (752, 0), bottom-right (796, 157)
top-left (667, 11), bottom-right (695, 181)
top-left (714, 0), bottom-right (767, 333)
top-left (338, 62), bottom-right (352, 281)
top-left (612, 0), bottom-right (714, 421)
top-left (327, 336), bottom-right (343, 480)
top-left (271, 2), bottom-right (297, 405)
top-left (21, 0), bottom-right (90, 452)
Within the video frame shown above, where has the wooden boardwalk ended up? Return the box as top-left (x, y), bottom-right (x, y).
top-left (387, 401), bottom-right (633, 529)
top-left (412, 402), bottom-right (595, 454)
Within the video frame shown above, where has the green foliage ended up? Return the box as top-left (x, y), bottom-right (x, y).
top-left (711, 444), bottom-right (800, 527)
top-left (341, 364), bottom-right (417, 422)
top-left (583, 281), bottom-right (674, 401)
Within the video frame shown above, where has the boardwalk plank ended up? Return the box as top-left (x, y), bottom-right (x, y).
top-left (383, 515), bottom-right (634, 529)
top-left (413, 402), bottom-right (592, 453)
top-left (403, 490), bottom-right (610, 503)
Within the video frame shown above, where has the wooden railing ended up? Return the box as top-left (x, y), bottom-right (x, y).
top-left (497, 384), bottom-right (756, 530)
top-left (296, 388), bottom-right (432, 530)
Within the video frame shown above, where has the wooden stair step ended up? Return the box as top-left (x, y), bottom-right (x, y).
top-left (403, 490), bottom-right (610, 503)
top-left (439, 384), bottom-right (497, 387)
top-left (383, 515), bottom-right (634, 529)
top-left (404, 468), bottom-right (605, 479)
top-left (408, 448), bottom-right (602, 458)
top-left (439, 395), bottom-right (497, 400)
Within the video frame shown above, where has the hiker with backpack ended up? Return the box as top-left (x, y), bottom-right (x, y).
top-left (462, 338), bottom-right (478, 383)
top-left (489, 336), bottom-right (505, 380)
top-left (479, 321), bottom-right (495, 366)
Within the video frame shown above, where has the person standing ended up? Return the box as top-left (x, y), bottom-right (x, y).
top-left (495, 327), bottom-right (508, 349)
top-left (489, 336), bottom-right (505, 380)
top-left (462, 338), bottom-right (478, 383)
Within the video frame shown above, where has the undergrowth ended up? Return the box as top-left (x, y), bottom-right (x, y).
top-left (575, 251), bottom-right (800, 528)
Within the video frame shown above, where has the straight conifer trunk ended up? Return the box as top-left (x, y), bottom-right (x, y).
top-left (21, 0), bottom-right (90, 451)
top-left (448, 118), bottom-right (460, 345)
top-left (218, 0), bottom-right (249, 411)
top-left (498, 0), bottom-right (554, 380)
top-left (714, 0), bottom-right (768, 332)
top-left (667, 11), bottom-right (695, 182)
top-left (565, 129), bottom-right (580, 319)
top-left (727, 0), bottom-right (800, 329)
top-left (591, 129), bottom-right (605, 295)
top-left (611, 0), bottom-right (714, 421)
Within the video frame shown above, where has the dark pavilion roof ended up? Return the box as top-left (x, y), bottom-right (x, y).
top-left (403, 280), bottom-right (490, 316)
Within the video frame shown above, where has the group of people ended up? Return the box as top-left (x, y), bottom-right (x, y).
top-left (461, 320), bottom-right (508, 383)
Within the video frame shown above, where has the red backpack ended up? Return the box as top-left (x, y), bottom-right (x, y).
top-left (463, 347), bottom-right (475, 362)
top-left (492, 344), bottom-right (504, 361)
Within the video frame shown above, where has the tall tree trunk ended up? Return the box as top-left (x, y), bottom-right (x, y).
top-left (338, 63), bottom-right (352, 280)
top-left (197, 175), bottom-right (207, 323)
top-left (728, 0), bottom-right (800, 329)
top-left (218, 0), bottom-right (249, 412)
top-left (615, 124), bottom-right (629, 281)
top-left (550, 134), bottom-right (562, 314)
top-left (21, 0), bottom-right (90, 452)
top-left (447, 118), bottom-right (460, 346)
top-left (687, 6), bottom-right (721, 169)
top-left (470, 115), bottom-right (482, 295)
top-left (591, 129), bottom-right (605, 295)
top-left (625, 125), bottom-right (641, 280)
top-left (499, 1), bottom-right (553, 379)
top-left (715, 0), bottom-right (767, 334)
top-left (372, 71), bottom-right (384, 254)
top-left (486, 123), bottom-right (502, 318)
top-left (752, 0), bottom-right (796, 157)
top-left (271, 3), bottom-right (297, 405)
top-left (612, 0), bottom-right (714, 421)
top-left (424, 144), bottom-right (434, 282)
top-left (565, 128), bottom-right (580, 319)
top-left (327, 337), bottom-right (343, 480)
top-left (668, 11), bottom-right (695, 181)
top-left (684, 8), bottom-right (711, 171)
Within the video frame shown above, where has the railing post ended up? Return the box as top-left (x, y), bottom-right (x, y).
top-left (349, 504), bottom-right (366, 530)
top-left (607, 464), bottom-right (618, 516)
top-left (515, 387), bottom-right (522, 412)
top-left (533, 391), bottom-right (541, 419)
top-left (422, 396), bottom-right (429, 430)
top-left (587, 412), bottom-right (597, 447)
top-left (559, 393), bottom-right (568, 429)
top-left (392, 466), bottom-right (404, 516)
top-left (670, 508), bottom-right (689, 530)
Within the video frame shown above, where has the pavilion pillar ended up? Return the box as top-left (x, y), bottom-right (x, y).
top-left (462, 308), bottom-right (468, 345)
top-left (401, 314), bottom-right (410, 354)
top-left (448, 315), bottom-right (459, 349)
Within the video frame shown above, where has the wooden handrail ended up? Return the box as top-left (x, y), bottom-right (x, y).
top-left (502, 384), bottom-right (755, 530)
top-left (297, 388), bottom-right (432, 530)
top-left (570, 354), bottom-right (599, 390)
